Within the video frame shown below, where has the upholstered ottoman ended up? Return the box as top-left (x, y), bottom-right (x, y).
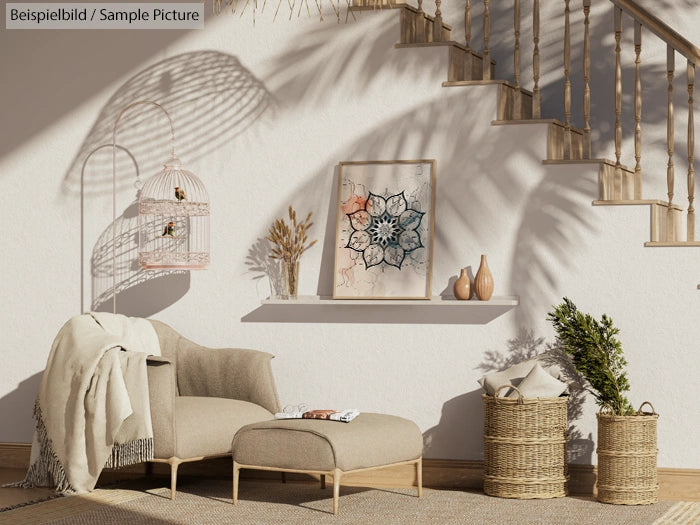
top-left (231, 413), bottom-right (423, 514)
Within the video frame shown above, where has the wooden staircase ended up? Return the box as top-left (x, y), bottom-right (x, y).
top-left (354, 0), bottom-right (700, 248)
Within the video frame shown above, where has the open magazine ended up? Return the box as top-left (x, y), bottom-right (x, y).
top-left (274, 409), bottom-right (360, 423)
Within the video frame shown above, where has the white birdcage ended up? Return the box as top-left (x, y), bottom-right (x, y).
top-left (138, 156), bottom-right (210, 269)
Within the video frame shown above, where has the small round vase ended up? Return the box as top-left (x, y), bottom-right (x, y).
top-left (453, 268), bottom-right (472, 300)
top-left (474, 254), bottom-right (494, 301)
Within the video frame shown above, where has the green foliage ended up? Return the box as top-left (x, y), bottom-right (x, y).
top-left (547, 298), bottom-right (634, 416)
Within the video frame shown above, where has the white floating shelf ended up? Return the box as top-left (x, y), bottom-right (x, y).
top-left (244, 295), bottom-right (519, 325)
top-left (262, 295), bottom-right (519, 306)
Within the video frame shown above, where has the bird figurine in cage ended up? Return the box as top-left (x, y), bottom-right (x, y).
top-left (162, 221), bottom-right (175, 237)
top-left (175, 186), bottom-right (187, 201)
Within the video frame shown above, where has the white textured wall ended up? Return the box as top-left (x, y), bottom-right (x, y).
top-left (1, 2), bottom-right (699, 468)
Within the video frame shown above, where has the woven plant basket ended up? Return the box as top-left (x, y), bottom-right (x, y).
top-left (482, 385), bottom-right (568, 499)
top-left (596, 401), bottom-right (658, 505)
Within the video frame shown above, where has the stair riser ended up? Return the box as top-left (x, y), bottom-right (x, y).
top-left (547, 124), bottom-right (583, 161)
top-left (497, 84), bottom-right (533, 120)
top-left (400, 8), bottom-right (450, 44)
top-left (598, 164), bottom-right (638, 201)
top-left (651, 204), bottom-right (683, 242)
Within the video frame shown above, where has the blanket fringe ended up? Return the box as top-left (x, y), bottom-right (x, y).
top-left (3, 399), bottom-right (75, 494)
top-left (105, 438), bottom-right (154, 469)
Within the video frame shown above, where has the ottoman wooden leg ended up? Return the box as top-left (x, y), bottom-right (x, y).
top-left (332, 468), bottom-right (341, 515)
top-left (232, 461), bottom-right (240, 505)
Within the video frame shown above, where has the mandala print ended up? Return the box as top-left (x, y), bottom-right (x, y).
top-left (346, 192), bottom-right (424, 269)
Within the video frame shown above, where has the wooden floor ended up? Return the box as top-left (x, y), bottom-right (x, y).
top-left (0, 468), bottom-right (54, 509)
top-left (0, 467), bottom-right (152, 510)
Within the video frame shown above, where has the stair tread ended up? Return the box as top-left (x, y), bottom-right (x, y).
top-left (443, 80), bottom-right (532, 96)
top-left (396, 41), bottom-right (466, 50)
top-left (544, 158), bottom-right (633, 172)
top-left (396, 42), bottom-right (495, 64)
top-left (493, 119), bottom-right (584, 136)
top-left (645, 241), bottom-right (700, 247)
top-left (593, 199), bottom-right (684, 211)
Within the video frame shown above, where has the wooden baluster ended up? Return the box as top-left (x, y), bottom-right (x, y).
top-left (416, 0), bottom-right (425, 43)
top-left (614, 7), bottom-right (623, 196)
top-left (688, 61), bottom-right (696, 241)
top-left (634, 22), bottom-right (642, 199)
top-left (465, 0), bottom-right (471, 50)
top-left (514, 0), bottom-right (522, 119)
top-left (564, 0), bottom-right (572, 159)
top-left (667, 46), bottom-right (675, 204)
top-left (434, 0), bottom-right (443, 42)
top-left (667, 45), bottom-right (675, 240)
top-left (582, 0), bottom-right (591, 158)
top-left (483, 0), bottom-right (491, 80)
top-left (532, 0), bottom-right (541, 117)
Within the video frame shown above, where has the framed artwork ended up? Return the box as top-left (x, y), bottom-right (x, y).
top-left (333, 159), bottom-right (436, 299)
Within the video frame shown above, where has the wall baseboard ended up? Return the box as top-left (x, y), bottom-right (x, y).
top-left (2, 442), bottom-right (697, 501)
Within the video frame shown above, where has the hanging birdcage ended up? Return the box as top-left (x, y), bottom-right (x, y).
top-left (138, 155), bottom-right (210, 269)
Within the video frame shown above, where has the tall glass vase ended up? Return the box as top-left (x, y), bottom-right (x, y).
top-left (282, 260), bottom-right (299, 299)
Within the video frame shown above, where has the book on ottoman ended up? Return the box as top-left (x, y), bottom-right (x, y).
top-left (274, 408), bottom-right (360, 422)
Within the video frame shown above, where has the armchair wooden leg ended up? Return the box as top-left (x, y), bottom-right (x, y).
top-left (170, 458), bottom-right (182, 500)
top-left (416, 457), bottom-right (423, 498)
top-left (332, 468), bottom-right (341, 515)
top-left (232, 461), bottom-right (240, 505)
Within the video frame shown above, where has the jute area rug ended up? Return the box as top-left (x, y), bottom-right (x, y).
top-left (0, 478), bottom-right (696, 525)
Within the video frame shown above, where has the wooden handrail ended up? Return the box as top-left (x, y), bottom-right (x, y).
top-left (609, 0), bottom-right (700, 65)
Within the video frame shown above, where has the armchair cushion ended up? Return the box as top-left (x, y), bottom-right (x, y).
top-left (177, 347), bottom-right (280, 414)
top-left (174, 397), bottom-right (274, 459)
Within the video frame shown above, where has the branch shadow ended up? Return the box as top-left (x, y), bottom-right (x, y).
top-left (244, 237), bottom-right (285, 299)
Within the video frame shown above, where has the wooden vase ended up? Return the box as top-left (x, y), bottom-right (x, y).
top-left (453, 268), bottom-right (472, 300)
top-left (474, 254), bottom-right (494, 301)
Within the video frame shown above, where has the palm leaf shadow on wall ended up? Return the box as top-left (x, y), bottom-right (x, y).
top-left (79, 51), bottom-right (271, 315)
top-left (257, 1), bottom-right (694, 325)
top-left (245, 25), bottom-right (598, 309)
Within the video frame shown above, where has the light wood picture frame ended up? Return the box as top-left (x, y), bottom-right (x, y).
top-left (333, 160), bottom-right (436, 299)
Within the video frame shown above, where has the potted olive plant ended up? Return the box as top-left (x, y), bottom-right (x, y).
top-left (548, 298), bottom-right (658, 505)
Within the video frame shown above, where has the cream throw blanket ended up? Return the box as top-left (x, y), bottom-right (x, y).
top-left (15, 313), bottom-right (161, 494)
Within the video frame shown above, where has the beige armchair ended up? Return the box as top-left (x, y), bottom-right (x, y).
top-left (146, 320), bottom-right (280, 498)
